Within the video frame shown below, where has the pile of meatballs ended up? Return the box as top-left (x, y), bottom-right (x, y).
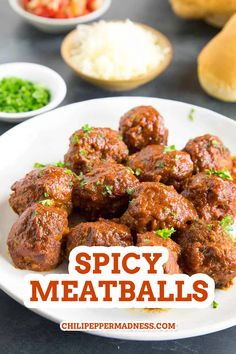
top-left (7, 105), bottom-right (236, 289)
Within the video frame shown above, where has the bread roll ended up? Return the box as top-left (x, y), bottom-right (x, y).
top-left (198, 14), bottom-right (236, 102)
top-left (169, 0), bottom-right (236, 27)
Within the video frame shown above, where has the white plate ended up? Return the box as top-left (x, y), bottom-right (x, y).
top-left (9, 0), bottom-right (112, 33)
top-left (0, 97), bottom-right (235, 341)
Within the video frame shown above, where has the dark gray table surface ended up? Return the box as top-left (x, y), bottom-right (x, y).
top-left (0, 1), bottom-right (235, 353)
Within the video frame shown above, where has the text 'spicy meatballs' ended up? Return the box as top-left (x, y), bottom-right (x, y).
top-left (73, 161), bottom-right (139, 218)
top-left (119, 106), bottom-right (168, 153)
top-left (7, 203), bottom-right (68, 271)
top-left (137, 232), bottom-right (181, 274)
top-left (120, 182), bottom-right (197, 233)
top-left (182, 172), bottom-right (236, 222)
top-left (128, 144), bottom-right (193, 190)
top-left (9, 166), bottom-right (75, 215)
top-left (177, 220), bottom-right (236, 288)
top-left (183, 134), bottom-right (232, 173)
top-left (64, 125), bottom-right (129, 174)
top-left (66, 219), bottom-right (132, 257)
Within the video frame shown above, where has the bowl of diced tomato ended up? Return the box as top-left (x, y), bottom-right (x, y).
top-left (9, 0), bottom-right (111, 33)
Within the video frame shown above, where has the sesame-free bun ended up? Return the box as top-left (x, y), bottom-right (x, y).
top-left (169, 0), bottom-right (236, 27)
top-left (198, 14), bottom-right (236, 102)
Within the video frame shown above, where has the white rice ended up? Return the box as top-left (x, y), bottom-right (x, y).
top-left (70, 20), bottom-right (169, 80)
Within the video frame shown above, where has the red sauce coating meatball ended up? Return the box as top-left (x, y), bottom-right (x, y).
top-left (127, 145), bottom-right (164, 179)
top-left (137, 232), bottom-right (181, 274)
top-left (128, 145), bottom-right (193, 191)
top-left (64, 127), bottom-right (129, 174)
top-left (177, 220), bottom-right (236, 288)
top-left (119, 106), bottom-right (168, 153)
top-left (7, 204), bottom-right (68, 271)
top-left (120, 182), bottom-right (197, 232)
top-left (66, 219), bottom-right (132, 257)
top-left (73, 161), bottom-right (139, 218)
top-left (183, 134), bottom-right (232, 173)
top-left (9, 166), bottom-right (75, 215)
top-left (182, 172), bottom-right (236, 222)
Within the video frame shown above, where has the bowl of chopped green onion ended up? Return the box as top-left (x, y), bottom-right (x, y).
top-left (0, 62), bottom-right (67, 123)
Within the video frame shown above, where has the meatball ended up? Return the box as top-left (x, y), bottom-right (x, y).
top-left (66, 219), bottom-right (132, 257)
top-left (64, 126), bottom-right (129, 174)
top-left (177, 220), bottom-right (236, 288)
top-left (183, 134), bottom-right (232, 173)
top-left (7, 203), bottom-right (68, 271)
top-left (120, 182), bottom-right (197, 232)
top-left (9, 166), bottom-right (75, 215)
top-left (182, 172), bottom-right (236, 222)
top-left (73, 161), bottom-right (139, 218)
top-left (119, 106), bottom-right (168, 153)
top-left (127, 145), bottom-right (164, 180)
top-left (137, 232), bottom-right (181, 274)
top-left (128, 145), bottom-right (193, 190)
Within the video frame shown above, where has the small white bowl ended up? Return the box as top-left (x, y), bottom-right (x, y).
top-left (9, 0), bottom-right (112, 33)
top-left (0, 62), bottom-right (67, 123)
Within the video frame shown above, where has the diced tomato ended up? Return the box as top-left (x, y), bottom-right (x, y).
top-left (22, 0), bottom-right (101, 18)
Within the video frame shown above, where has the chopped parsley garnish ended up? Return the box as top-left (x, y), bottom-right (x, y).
top-left (44, 192), bottom-right (49, 198)
top-left (102, 185), bottom-right (113, 196)
top-left (65, 169), bottom-right (73, 176)
top-left (32, 210), bottom-right (37, 217)
top-left (91, 185), bottom-right (96, 193)
top-left (126, 188), bottom-right (135, 195)
top-left (135, 168), bottom-right (142, 176)
top-left (34, 161), bottom-right (66, 169)
top-left (80, 179), bottom-right (87, 189)
top-left (129, 199), bottom-right (136, 205)
top-left (156, 162), bottom-right (164, 169)
top-left (38, 199), bottom-right (53, 206)
top-left (79, 172), bottom-right (84, 179)
top-left (174, 155), bottom-right (180, 161)
top-left (96, 180), bottom-right (102, 186)
top-left (82, 124), bottom-right (93, 136)
top-left (164, 145), bottom-right (176, 153)
top-left (54, 161), bottom-right (66, 167)
top-left (127, 167), bottom-right (134, 174)
top-left (79, 149), bottom-right (87, 156)
top-left (34, 162), bottom-right (45, 168)
top-left (211, 139), bottom-right (220, 147)
top-left (188, 108), bottom-right (195, 122)
top-left (156, 227), bottom-right (176, 239)
top-left (220, 215), bottom-right (233, 233)
top-left (65, 169), bottom-right (78, 179)
top-left (72, 134), bottom-right (79, 145)
top-left (205, 169), bottom-right (232, 180)
top-left (68, 181), bottom-right (74, 187)
top-left (172, 166), bottom-right (177, 173)
top-left (0, 77), bottom-right (50, 113)
top-left (212, 301), bottom-right (219, 309)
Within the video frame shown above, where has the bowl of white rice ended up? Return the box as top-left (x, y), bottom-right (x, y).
top-left (61, 20), bottom-right (173, 91)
